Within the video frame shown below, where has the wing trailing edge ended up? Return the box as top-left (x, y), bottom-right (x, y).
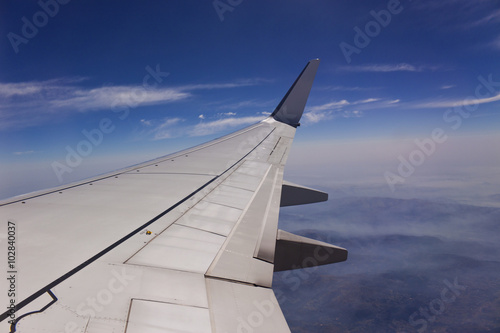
top-left (270, 59), bottom-right (320, 127)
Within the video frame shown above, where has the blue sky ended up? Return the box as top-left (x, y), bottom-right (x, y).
top-left (1, 0), bottom-right (500, 199)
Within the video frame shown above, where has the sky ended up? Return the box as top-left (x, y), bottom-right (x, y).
top-left (1, 0), bottom-right (500, 201)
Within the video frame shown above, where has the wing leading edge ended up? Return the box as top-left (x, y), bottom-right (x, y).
top-left (0, 59), bottom-right (347, 333)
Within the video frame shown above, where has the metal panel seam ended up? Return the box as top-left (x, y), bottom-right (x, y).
top-left (252, 166), bottom-right (279, 260)
top-left (205, 164), bottom-right (273, 277)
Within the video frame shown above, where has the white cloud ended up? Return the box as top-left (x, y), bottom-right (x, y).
top-left (303, 109), bottom-right (363, 125)
top-left (440, 85), bottom-right (456, 90)
top-left (156, 118), bottom-right (183, 128)
top-left (13, 150), bottom-right (35, 155)
top-left (338, 63), bottom-right (442, 73)
top-left (353, 98), bottom-right (380, 104)
top-left (307, 98), bottom-right (388, 112)
top-left (303, 110), bottom-right (333, 124)
top-left (140, 119), bottom-right (152, 126)
top-left (198, 114), bottom-right (205, 119)
top-left (0, 77), bottom-right (271, 130)
top-left (417, 93), bottom-right (500, 108)
top-left (489, 35), bottom-right (500, 50)
top-left (303, 100), bottom-right (362, 124)
top-left (0, 78), bottom-right (86, 98)
top-left (50, 86), bottom-right (190, 111)
top-left (0, 80), bottom-right (190, 115)
top-left (151, 118), bottom-right (184, 140)
top-left (308, 100), bottom-right (349, 112)
top-left (303, 98), bottom-right (399, 125)
top-left (213, 99), bottom-right (275, 111)
top-left (0, 83), bottom-right (43, 97)
top-left (317, 85), bottom-right (380, 92)
top-left (304, 100), bottom-right (350, 124)
top-left (147, 115), bottom-right (265, 140)
top-left (466, 9), bottom-right (500, 28)
top-left (179, 78), bottom-right (270, 91)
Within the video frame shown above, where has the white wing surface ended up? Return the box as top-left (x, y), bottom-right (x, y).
top-left (0, 59), bottom-right (347, 332)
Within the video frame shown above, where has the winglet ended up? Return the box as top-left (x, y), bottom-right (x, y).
top-left (271, 59), bottom-right (320, 127)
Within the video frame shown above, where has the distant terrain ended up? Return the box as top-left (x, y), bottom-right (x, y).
top-left (273, 196), bottom-right (500, 332)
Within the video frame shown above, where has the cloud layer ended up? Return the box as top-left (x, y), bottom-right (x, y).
top-left (303, 98), bottom-right (398, 124)
top-left (416, 93), bottom-right (500, 108)
top-left (143, 114), bottom-right (266, 140)
top-left (0, 78), bottom-right (267, 131)
top-left (338, 63), bottom-right (443, 73)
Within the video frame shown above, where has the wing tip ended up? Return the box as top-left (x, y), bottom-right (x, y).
top-left (271, 59), bottom-right (320, 127)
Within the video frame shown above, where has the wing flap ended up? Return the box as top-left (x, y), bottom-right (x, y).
top-left (273, 229), bottom-right (348, 272)
top-left (280, 180), bottom-right (328, 207)
top-left (125, 224), bottom-right (226, 274)
top-left (206, 162), bottom-right (278, 287)
top-left (126, 299), bottom-right (211, 333)
top-left (206, 278), bottom-right (290, 333)
top-left (175, 201), bottom-right (242, 236)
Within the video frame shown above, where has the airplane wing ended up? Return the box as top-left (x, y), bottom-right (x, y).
top-left (0, 59), bottom-right (347, 332)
